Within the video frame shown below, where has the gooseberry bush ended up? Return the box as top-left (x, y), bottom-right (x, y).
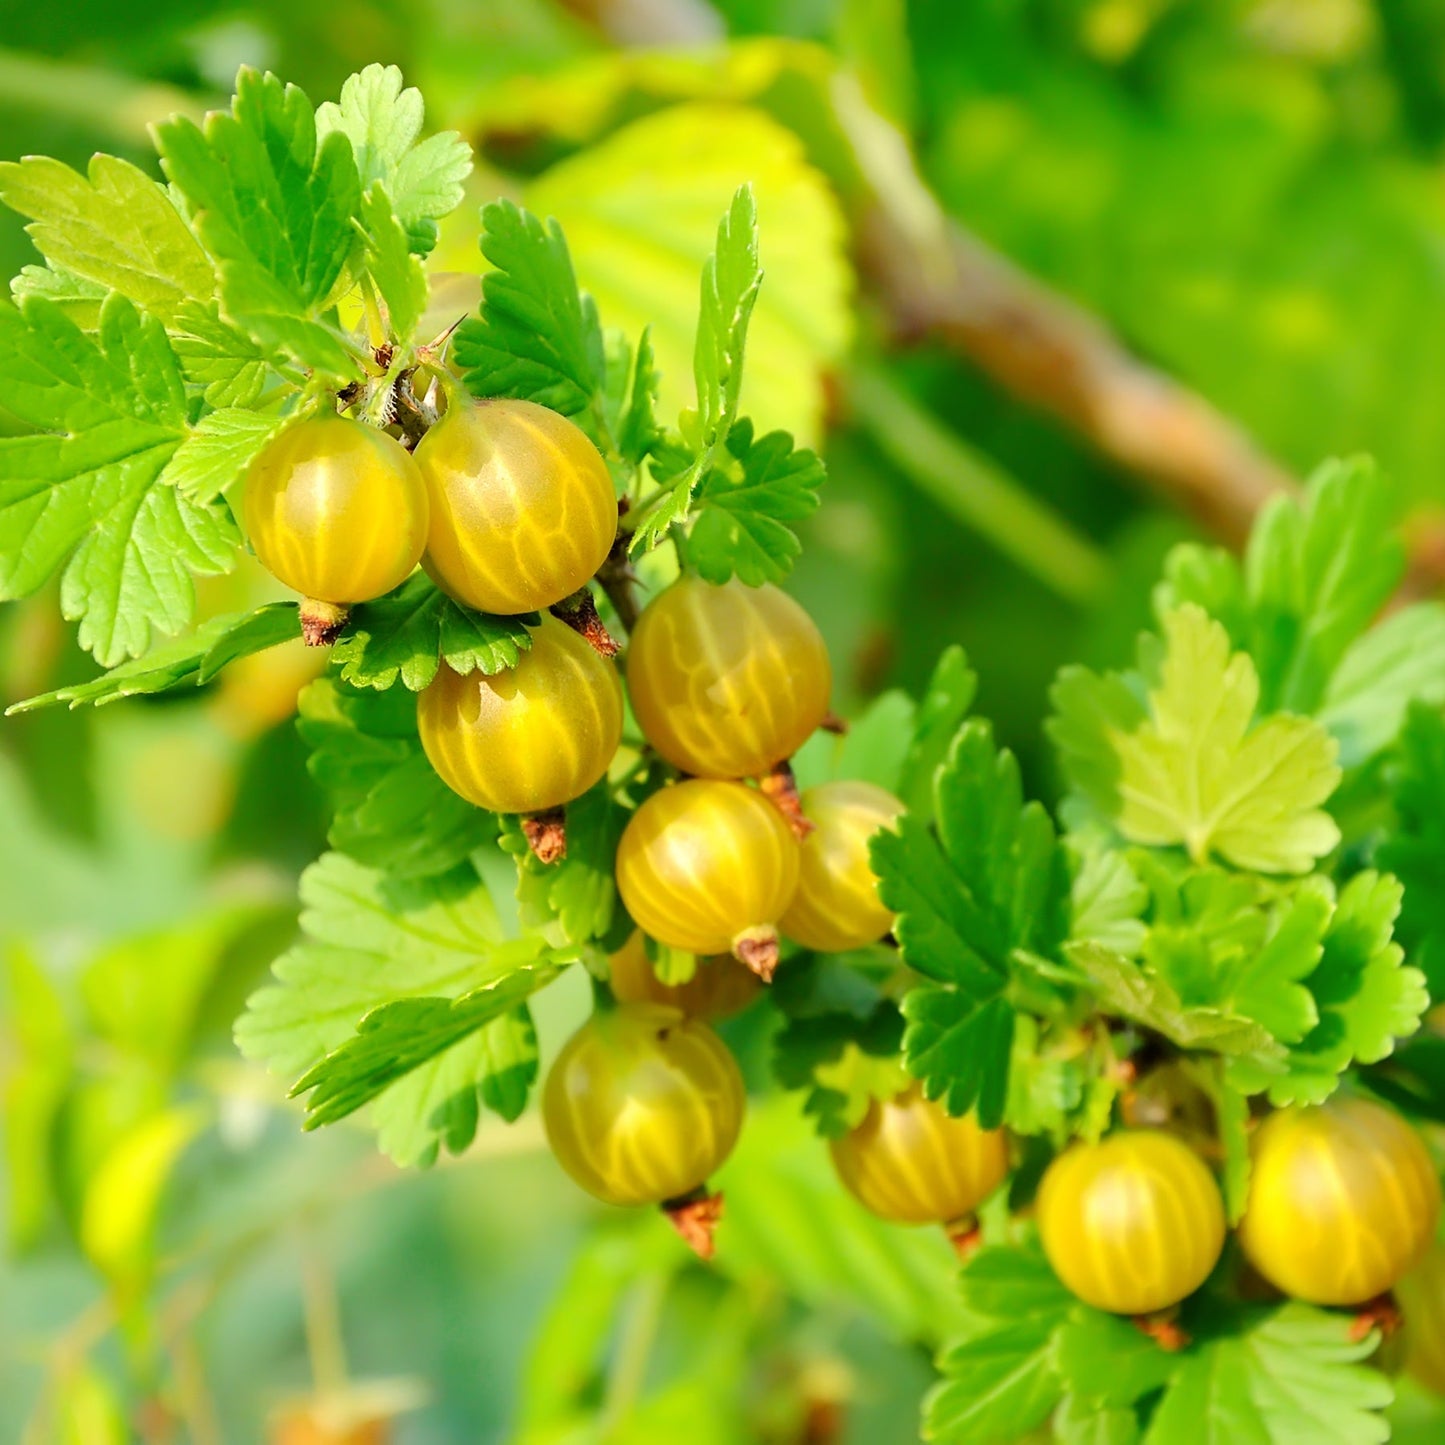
top-left (4, 62), bottom-right (1445, 1444)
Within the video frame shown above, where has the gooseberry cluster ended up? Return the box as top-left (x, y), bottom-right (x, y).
top-left (243, 393), bottom-right (1444, 1357)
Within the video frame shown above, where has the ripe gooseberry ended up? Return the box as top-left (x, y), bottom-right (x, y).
top-left (781, 780), bottom-right (903, 952)
top-left (1037, 1131), bottom-right (1226, 1316)
top-left (608, 930), bottom-right (762, 1020)
top-left (244, 414), bottom-right (429, 642)
top-left (542, 1003), bottom-right (745, 1207)
top-left (830, 1084), bottom-right (1008, 1234)
top-left (1238, 1097), bottom-right (1441, 1306)
top-left (615, 779), bottom-right (800, 979)
top-left (1397, 1241), bottom-right (1445, 1394)
top-left (626, 576), bottom-right (832, 779)
top-left (415, 397), bottom-right (617, 615)
top-left (417, 614), bottom-right (622, 814)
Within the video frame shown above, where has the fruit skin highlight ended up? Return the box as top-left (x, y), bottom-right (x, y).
top-left (244, 414), bottom-right (429, 607)
top-left (542, 1003), bottom-right (745, 1207)
top-left (417, 614), bottom-right (623, 815)
top-left (608, 930), bottom-right (762, 1020)
top-left (1239, 1097), bottom-right (1441, 1306)
top-left (626, 576), bottom-right (832, 779)
top-left (1037, 1130), bottom-right (1226, 1316)
top-left (782, 779), bottom-right (903, 952)
top-left (415, 397), bottom-right (617, 616)
top-left (615, 779), bottom-right (800, 975)
top-left (830, 1085), bottom-right (1008, 1227)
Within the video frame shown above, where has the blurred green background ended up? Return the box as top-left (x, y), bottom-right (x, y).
top-left (5, 0), bottom-right (1445, 1440)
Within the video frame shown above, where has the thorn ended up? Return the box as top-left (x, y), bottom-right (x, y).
top-left (758, 760), bottom-right (815, 840)
top-left (522, 808), bottom-right (567, 864)
top-left (820, 712), bottom-right (849, 735)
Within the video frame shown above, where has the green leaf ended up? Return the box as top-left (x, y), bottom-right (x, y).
top-left (873, 720), bottom-right (1070, 1126)
top-left (771, 953), bottom-right (907, 1136)
top-left (315, 63), bottom-right (471, 253)
top-left (1050, 605), bottom-right (1342, 873)
top-left (292, 966), bottom-right (557, 1130)
top-left (1066, 940), bottom-right (1282, 1056)
top-left (1068, 839), bottom-right (1148, 958)
top-left (1379, 702), bottom-right (1445, 997)
top-left (330, 574), bottom-right (536, 691)
top-left (613, 325), bottom-right (662, 469)
top-left (1142, 1304), bottom-right (1392, 1445)
top-left (356, 183), bottom-right (427, 339)
top-left (498, 780), bottom-right (627, 947)
top-left (6, 604), bottom-right (300, 713)
top-left (1054, 1310), bottom-right (1179, 1408)
top-left (9, 263), bottom-right (107, 327)
top-left (689, 420), bottom-right (824, 586)
top-left (160, 407), bottom-right (286, 503)
top-left (155, 67), bottom-right (363, 377)
top-left (1317, 603), bottom-right (1445, 768)
top-left (1055, 1397), bottom-right (1140, 1445)
top-left (925, 1244), bottom-right (1073, 1444)
top-left (1232, 872), bottom-right (1428, 1105)
top-left (0, 293), bottom-right (240, 664)
top-left (1243, 457), bottom-right (1402, 716)
top-left (629, 185), bottom-right (761, 554)
top-left (0, 154), bottom-right (215, 325)
top-left (899, 646), bottom-right (978, 819)
top-left (453, 198), bottom-right (605, 420)
top-left (236, 852), bottom-right (563, 1161)
top-left (168, 301), bottom-right (272, 407)
top-left (297, 678), bottom-right (493, 879)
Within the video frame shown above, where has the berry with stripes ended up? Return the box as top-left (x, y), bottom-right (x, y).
top-left (415, 397), bottom-right (617, 616)
top-left (418, 613), bottom-right (623, 814)
top-left (782, 779), bottom-right (904, 952)
top-left (542, 1003), bottom-right (744, 1214)
top-left (829, 1085), bottom-right (1008, 1244)
top-left (1239, 1097), bottom-right (1441, 1306)
top-left (243, 413), bottom-right (429, 643)
top-left (615, 779), bottom-right (800, 980)
top-left (608, 930), bottom-right (763, 1020)
top-left (626, 576), bottom-right (832, 780)
top-left (1037, 1130), bottom-right (1226, 1317)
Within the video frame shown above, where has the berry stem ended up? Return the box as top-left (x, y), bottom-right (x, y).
top-left (758, 761), bottom-right (816, 840)
top-left (661, 1188), bottom-right (725, 1260)
top-left (551, 589), bottom-right (620, 657)
top-left (522, 808), bottom-right (567, 864)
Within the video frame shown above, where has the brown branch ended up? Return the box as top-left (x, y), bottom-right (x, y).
top-left (858, 208), bottom-right (1298, 549)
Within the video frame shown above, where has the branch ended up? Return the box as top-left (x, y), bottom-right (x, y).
top-left (857, 207), bottom-right (1298, 549)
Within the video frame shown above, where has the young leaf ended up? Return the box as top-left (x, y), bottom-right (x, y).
top-left (1050, 605), bottom-right (1342, 873)
top-left (629, 185), bottom-right (762, 554)
top-left (688, 420), bottom-right (824, 586)
top-left (356, 184), bottom-right (427, 339)
top-left (155, 68), bottom-right (363, 377)
top-left (0, 294), bottom-right (240, 665)
top-left (872, 720), bottom-right (1070, 1127)
top-left (925, 1244), bottom-right (1074, 1444)
top-left (1142, 1303), bottom-right (1392, 1445)
top-left (1243, 456), bottom-right (1402, 716)
top-left (0, 154), bottom-right (215, 325)
top-left (315, 63), bottom-right (471, 254)
top-left (330, 574), bottom-right (536, 691)
top-left (1317, 602), bottom-right (1445, 768)
top-left (1068, 839), bottom-right (1148, 958)
top-left (6, 604), bottom-right (299, 713)
top-left (1230, 872), bottom-right (1428, 1105)
top-left (160, 407), bottom-right (286, 503)
top-left (10, 263), bottom-right (108, 326)
top-left (613, 326), bottom-right (661, 469)
top-left (896, 647), bottom-right (980, 820)
top-left (453, 199), bottom-right (605, 420)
